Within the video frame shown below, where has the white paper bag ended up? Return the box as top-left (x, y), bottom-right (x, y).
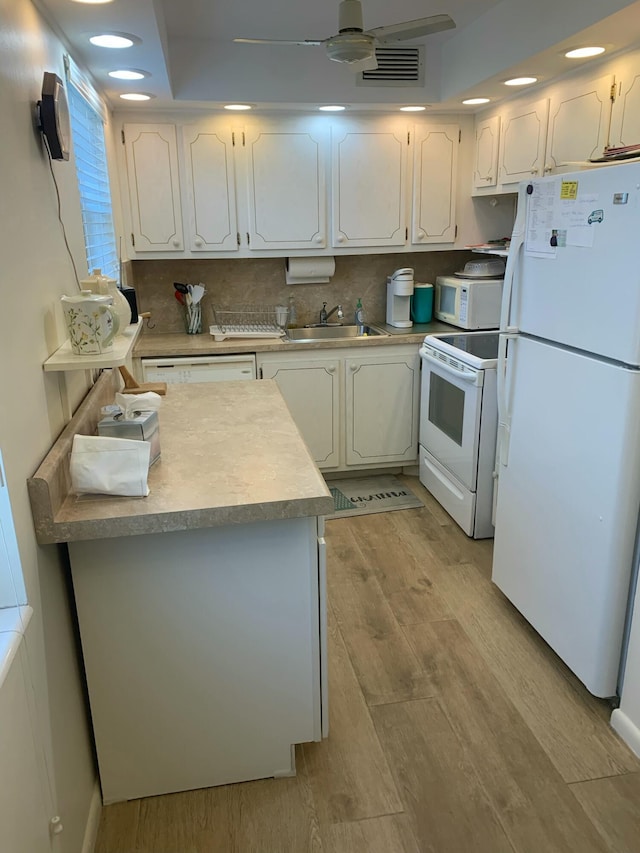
top-left (70, 434), bottom-right (151, 497)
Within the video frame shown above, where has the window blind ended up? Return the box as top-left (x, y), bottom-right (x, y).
top-left (66, 65), bottom-right (119, 281)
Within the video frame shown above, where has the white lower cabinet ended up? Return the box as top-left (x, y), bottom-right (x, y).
top-left (258, 356), bottom-right (341, 467)
top-left (345, 351), bottom-right (420, 466)
top-left (258, 344), bottom-right (420, 471)
top-left (69, 516), bottom-right (326, 804)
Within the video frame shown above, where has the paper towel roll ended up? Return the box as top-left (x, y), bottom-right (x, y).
top-left (285, 256), bottom-right (335, 285)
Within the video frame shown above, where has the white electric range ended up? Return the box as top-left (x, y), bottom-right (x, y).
top-left (418, 331), bottom-right (499, 539)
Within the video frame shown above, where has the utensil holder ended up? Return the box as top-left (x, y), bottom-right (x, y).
top-left (184, 302), bottom-right (202, 334)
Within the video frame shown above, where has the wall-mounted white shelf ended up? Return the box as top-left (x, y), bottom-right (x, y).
top-left (43, 322), bottom-right (142, 372)
top-left (466, 244), bottom-right (509, 257)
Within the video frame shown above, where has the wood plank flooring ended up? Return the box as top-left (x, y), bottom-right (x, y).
top-left (94, 476), bottom-right (640, 853)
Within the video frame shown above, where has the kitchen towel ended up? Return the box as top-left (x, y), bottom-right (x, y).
top-left (285, 256), bottom-right (335, 284)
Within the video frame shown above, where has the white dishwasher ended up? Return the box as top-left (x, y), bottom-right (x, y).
top-left (141, 355), bottom-right (257, 384)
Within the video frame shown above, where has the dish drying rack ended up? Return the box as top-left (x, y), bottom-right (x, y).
top-left (209, 304), bottom-right (286, 341)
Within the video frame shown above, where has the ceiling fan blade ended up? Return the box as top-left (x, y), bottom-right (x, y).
top-left (368, 14), bottom-right (455, 44)
top-left (233, 38), bottom-right (324, 46)
top-left (350, 54), bottom-right (378, 72)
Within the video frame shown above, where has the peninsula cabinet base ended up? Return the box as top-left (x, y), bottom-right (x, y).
top-left (68, 516), bottom-right (326, 804)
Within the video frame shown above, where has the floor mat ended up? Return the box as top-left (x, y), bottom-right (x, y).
top-left (325, 475), bottom-right (423, 519)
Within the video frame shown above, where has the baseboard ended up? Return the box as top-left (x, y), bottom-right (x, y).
top-left (80, 780), bottom-right (102, 853)
top-left (610, 708), bottom-right (640, 758)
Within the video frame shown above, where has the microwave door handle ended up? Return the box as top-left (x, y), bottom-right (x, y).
top-left (422, 352), bottom-right (478, 384)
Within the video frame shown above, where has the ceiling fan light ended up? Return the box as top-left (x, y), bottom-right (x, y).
top-left (326, 35), bottom-right (375, 63)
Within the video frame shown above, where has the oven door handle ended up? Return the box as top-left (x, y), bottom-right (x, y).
top-left (421, 352), bottom-right (479, 384)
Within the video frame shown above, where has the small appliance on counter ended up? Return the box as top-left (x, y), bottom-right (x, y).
top-left (434, 258), bottom-right (504, 330)
top-left (386, 268), bottom-right (414, 328)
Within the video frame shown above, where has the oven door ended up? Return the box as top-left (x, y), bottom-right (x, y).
top-left (419, 348), bottom-right (483, 490)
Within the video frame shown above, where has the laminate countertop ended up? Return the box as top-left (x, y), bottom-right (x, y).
top-left (133, 320), bottom-right (456, 359)
top-left (28, 372), bottom-right (333, 544)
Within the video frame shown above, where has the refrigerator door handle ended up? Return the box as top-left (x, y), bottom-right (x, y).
top-left (500, 183), bottom-right (528, 333)
top-left (496, 332), bottom-right (518, 471)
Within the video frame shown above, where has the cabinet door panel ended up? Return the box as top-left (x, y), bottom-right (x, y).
top-left (124, 124), bottom-right (183, 252)
top-left (412, 123), bottom-right (458, 244)
top-left (182, 125), bottom-right (238, 252)
top-left (332, 125), bottom-right (407, 247)
top-left (345, 353), bottom-right (420, 465)
top-left (545, 74), bottom-right (613, 170)
top-left (610, 68), bottom-right (640, 148)
top-left (498, 99), bottom-right (549, 185)
top-left (473, 115), bottom-right (500, 190)
top-left (259, 358), bottom-right (340, 468)
top-left (246, 124), bottom-right (327, 250)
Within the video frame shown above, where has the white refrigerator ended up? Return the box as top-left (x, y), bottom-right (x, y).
top-left (493, 161), bottom-right (640, 698)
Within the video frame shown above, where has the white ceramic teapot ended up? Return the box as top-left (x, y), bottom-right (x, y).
top-left (61, 290), bottom-right (120, 355)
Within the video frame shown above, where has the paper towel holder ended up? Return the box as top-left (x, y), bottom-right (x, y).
top-left (285, 256), bottom-right (336, 285)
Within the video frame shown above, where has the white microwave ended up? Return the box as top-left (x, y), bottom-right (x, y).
top-left (434, 275), bottom-right (503, 330)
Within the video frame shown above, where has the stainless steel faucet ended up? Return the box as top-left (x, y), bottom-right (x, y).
top-left (319, 302), bottom-right (343, 325)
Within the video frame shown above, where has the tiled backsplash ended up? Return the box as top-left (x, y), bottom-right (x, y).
top-left (129, 251), bottom-right (478, 334)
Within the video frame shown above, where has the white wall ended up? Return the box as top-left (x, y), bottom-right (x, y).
top-left (0, 0), bottom-right (98, 849)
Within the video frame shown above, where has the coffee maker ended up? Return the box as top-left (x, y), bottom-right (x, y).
top-left (386, 268), bottom-right (414, 328)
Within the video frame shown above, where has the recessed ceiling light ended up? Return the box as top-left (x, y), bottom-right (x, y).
top-left (565, 46), bottom-right (605, 59)
top-left (109, 69), bottom-right (148, 81)
top-left (504, 76), bottom-right (538, 86)
top-left (119, 93), bottom-right (154, 101)
top-left (319, 105), bottom-right (346, 111)
top-left (462, 97), bottom-right (490, 105)
top-left (224, 104), bottom-right (253, 111)
top-left (89, 33), bottom-right (138, 49)
top-left (71, 0), bottom-right (113, 4)
top-left (400, 106), bottom-right (426, 112)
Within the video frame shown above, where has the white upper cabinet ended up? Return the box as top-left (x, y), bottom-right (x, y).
top-left (473, 115), bottom-right (500, 190)
top-left (244, 120), bottom-right (328, 250)
top-left (610, 53), bottom-right (640, 149)
top-left (544, 73), bottom-right (613, 171)
top-left (181, 123), bottom-right (238, 252)
top-left (123, 123), bottom-right (184, 252)
top-left (411, 123), bottom-right (459, 245)
top-left (331, 120), bottom-right (408, 248)
top-left (498, 98), bottom-right (549, 186)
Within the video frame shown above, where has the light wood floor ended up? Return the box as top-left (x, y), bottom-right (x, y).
top-left (95, 476), bottom-right (640, 853)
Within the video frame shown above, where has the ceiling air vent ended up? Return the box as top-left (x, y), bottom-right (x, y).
top-left (357, 46), bottom-right (424, 88)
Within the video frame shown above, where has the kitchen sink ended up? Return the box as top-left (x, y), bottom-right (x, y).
top-left (286, 324), bottom-right (388, 342)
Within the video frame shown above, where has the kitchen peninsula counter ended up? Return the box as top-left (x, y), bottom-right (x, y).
top-left (29, 370), bottom-right (332, 804)
top-left (29, 371), bottom-right (333, 544)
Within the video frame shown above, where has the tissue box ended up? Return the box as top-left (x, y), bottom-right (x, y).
top-left (97, 411), bottom-right (161, 464)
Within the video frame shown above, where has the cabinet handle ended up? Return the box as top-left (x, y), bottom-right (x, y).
top-left (417, 231), bottom-right (425, 241)
top-left (194, 239), bottom-right (203, 247)
top-left (544, 165), bottom-right (552, 174)
top-left (485, 176), bottom-right (493, 182)
top-left (172, 239), bottom-right (181, 247)
top-left (328, 365), bottom-right (336, 373)
top-left (314, 235), bottom-right (324, 244)
top-left (349, 363), bottom-right (357, 371)
top-left (530, 169), bottom-right (539, 176)
top-left (336, 234), bottom-right (346, 244)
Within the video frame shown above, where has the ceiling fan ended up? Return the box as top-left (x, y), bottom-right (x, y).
top-left (234, 0), bottom-right (456, 72)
